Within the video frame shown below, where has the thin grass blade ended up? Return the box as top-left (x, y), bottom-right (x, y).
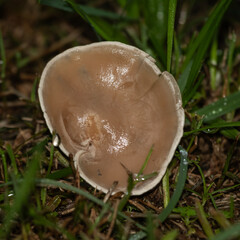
top-left (195, 199), bottom-right (214, 239)
top-left (210, 34), bottom-right (218, 90)
top-left (227, 32), bottom-right (237, 80)
top-left (162, 168), bottom-right (170, 208)
top-left (173, 33), bottom-right (181, 76)
top-left (66, 0), bottom-right (128, 43)
top-left (0, 148), bottom-right (8, 182)
top-left (6, 144), bottom-right (18, 176)
top-left (211, 222), bottom-right (240, 240)
top-left (30, 77), bottom-right (39, 103)
top-left (167, 0), bottom-right (177, 72)
top-left (138, 145), bottom-right (154, 176)
top-left (179, 0), bottom-right (232, 105)
top-left (39, 0), bottom-right (126, 20)
top-left (184, 121), bottom-right (240, 136)
top-left (158, 146), bottom-right (188, 223)
top-left (0, 151), bottom-right (42, 237)
top-left (142, 0), bottom-right (168, 68)
top-left (46, 167), bottom-right (73, 179)
top-left (146, 212), bottom-right (156, 240)
top-left (210, 208), bottom-right (231, 229)
top-left (35, 178), bottom-right (146, 231)
top-left (181, 0), bottom-right (232, 72)
top-left (178, 60), bottom-right (193, 94)
top-left (162, 229), bottom-right (178, 240)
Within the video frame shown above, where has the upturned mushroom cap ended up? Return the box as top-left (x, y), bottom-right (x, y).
top-left (38, 41), bottom-right (184, 195)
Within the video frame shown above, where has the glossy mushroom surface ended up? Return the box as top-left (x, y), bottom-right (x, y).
top-left (38, 41), bottom-right (184, 195)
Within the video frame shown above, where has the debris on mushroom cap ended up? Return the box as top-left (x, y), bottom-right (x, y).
top-left (38, 41), bottom-right (184, 195)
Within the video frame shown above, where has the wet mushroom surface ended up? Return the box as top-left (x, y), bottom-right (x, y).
top-left (38, 42), bottom-right (184, 195)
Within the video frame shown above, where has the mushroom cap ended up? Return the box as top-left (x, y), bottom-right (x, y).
top-left (38, 41), bottom-right (184, 195)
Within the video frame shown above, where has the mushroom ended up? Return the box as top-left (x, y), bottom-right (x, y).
top-left (38, 41), bottom-right (184, 195)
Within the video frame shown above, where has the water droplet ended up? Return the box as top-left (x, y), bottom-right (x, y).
top-left (223, 98), bottom-right (228, 106)
top-left (203, 128), bottom-right (218, 134)
top-left (180, 149), bottom-right (188, 158)
top-left (183, 158), bottom-right (188, 165)
top-left (133, 173), bottom-right (146, 182)
top-left (52, 132), bottom-right (60, 147)
top-left (203, 128), bottom-right (210, 133)
top-left (8, 192), bottom-right (14, 197)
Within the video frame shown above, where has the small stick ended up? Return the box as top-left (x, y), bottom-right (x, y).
top-left (106, 200), bottom-right (120, 240)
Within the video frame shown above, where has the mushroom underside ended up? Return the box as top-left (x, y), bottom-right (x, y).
top-left (39, 42), bottom-right (184, 195)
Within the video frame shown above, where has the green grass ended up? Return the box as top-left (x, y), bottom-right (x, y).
top-left (1, 0), bottom-right (240, 239)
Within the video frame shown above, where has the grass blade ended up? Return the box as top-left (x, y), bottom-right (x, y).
top-left (30, 77), bottom-right (39, 103)
top-left (0, 147), bottom-right (8, 182)
top-left (158, 146), bottom-right (188, 223)
top-left (195, 90), bottom-right (240, 122)
top-left (210, 208), bottom-right (231, 229)
top-left (179, 0), bottom-right (232, 105)
top-left (162, 168), bottom-right (170, 208)
top-left (39, 0), bottom-right (125, 20)
top-left (181, 32), bottom-right (215, 106)
top-left (66, 0), bottom-right (128, 42)
top-left (142, 0), bottom-right (168, 68)
top-left (227, 32), bottom-right (236, 81)
top-left (37, 178), bottom-right (104, 206)
top-left (182, 0), bottom-right (232, 72)
top-left (0, 151), bottom-right (41, 237)
top-left (178, 60), bottom-right (193, 94)
top-left (6, 144), bottom-right (18, 176)
top-left (35, 178), bottom-right (146, 231)
top-left (195, 199), bottom-right (214, 239)
top-left (118, 146), bottom-right (156, 212)
top-left (210, 33), bottom-right (218, 90)
top-left (138, 145), bottom-right (154, 176)
top-left (162, 229), bottom-right (178, 240)
top-left (173, 33), bottom-right (181, 76)
top-left (46, 167), bottom-right (73, 180)
top-left (167, 0), bottom-right (177, 72)
top-left (212, 183), bottom-right (240, 195)
top-left (184, 121), bottom-right (240, 136)
top-left (46, 143), bottom-right (54, 176)
top-left (146, 212), bottom-right (156, 240)
top-left (211, 222), bottom-right (240, 240)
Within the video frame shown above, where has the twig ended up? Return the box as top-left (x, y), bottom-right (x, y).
top-left (106, 200), bottom-right (119, 240)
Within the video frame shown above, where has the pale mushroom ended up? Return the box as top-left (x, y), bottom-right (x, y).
top-left (38, 41), bottom-right (184, 195)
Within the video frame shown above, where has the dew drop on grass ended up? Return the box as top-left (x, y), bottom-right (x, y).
top-left (53, 132), bottom-right (60, 147)
top-left (206, 128), bottom-right (211, 133)
top-left (223, 98), bottom-right (228, 106)
top-left (179, 148), bottom-right (188, 159)
top-left (212, 110), bottom-right (216, 115)
top-left (8, 191), bottom-right (14, 197)
top-left (203, 128), bottom-right (218, 134)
